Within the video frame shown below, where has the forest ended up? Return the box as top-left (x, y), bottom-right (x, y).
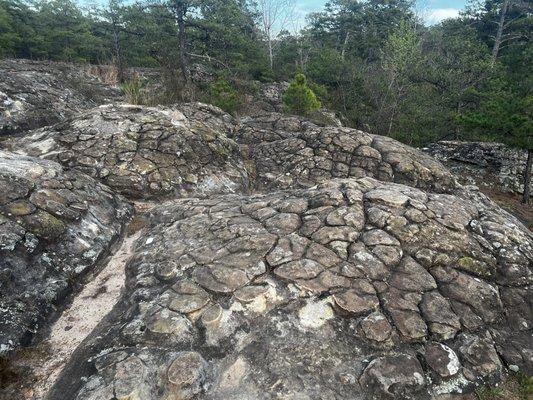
top-left (0, 0), bottom-right (531, 150)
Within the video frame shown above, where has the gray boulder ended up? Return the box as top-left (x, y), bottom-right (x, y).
top-left (0, 59), bottom-right (121, 135)
top-left (424, 141), bottom-right (532, 197)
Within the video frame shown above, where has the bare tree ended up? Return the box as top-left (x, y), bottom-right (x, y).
top-left (256, 0), bottom-right (295, 69)
top-left (489, 0), bottom-right (530, 68)
top-left (490, 0), bottom-right (511, 67)
top-left (172, 0), bottom-right (191, 82)
top-left (107, 0), bottom-right (125, 83)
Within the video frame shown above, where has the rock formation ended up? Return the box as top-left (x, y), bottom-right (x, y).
top-left (67, 177), bottom-right (531, 400)
top-left (0, 61), bottom-right (531, 400)
top-left (425, 141), bottom-right (532, 197)
top-left (236, 113), bottom-right (455, 193)
top-left (7, 103), bottom-right (455, 199)
top-left (7, 104), bottom-right (248, 199)
top-left (0, 150), bottom-right (131, 356)
top-left (0, 59), bottom-right (121, 135)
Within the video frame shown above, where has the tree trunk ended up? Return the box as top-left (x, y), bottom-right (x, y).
top-left (491, 0), bottom-right (510, 68)
top-left (341, 31), bottom-right (350, 60)
top-left (111, 18), bottom-right (124, 83)
top-left (267, 35), bottom-right (274, 70)
top-left (523, 148), bottom-right (532, 204)
top-left (176, 1), bottom-right (189, 82)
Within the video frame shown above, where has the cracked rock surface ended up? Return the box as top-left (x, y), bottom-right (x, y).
top-left (7, 103), bottom-right (455, 199)
top-left (66, 177), bottom-right (531, 399)
top-left (235, 113), bottom-right (456, 193)
top-left (0, 150), bottom-right (132, 357)
top-left (0, 59), bottom-right (121, 135)
top-left (0, 84), bottom-right (531, 399)
top-left (7, 104), bottom-right (248, 199)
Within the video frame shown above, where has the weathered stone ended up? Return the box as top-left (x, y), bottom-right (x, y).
top-left (458, 335), bottom-right (503, 380)
top-left (425, 140), bottom-right (533, 197)
top-left (1, 78), bottom-right (530, 399)
top-left (424, 342), bottom-right (460, 378)
top-left (8, 104), bottom-right (248, 199)
top-left (0, 59), bottom-right (121, 135)
top-left (333, 287), bottom-right (379, 316)
top-left (0, 150), bottom-right (131, 357)
top-left (360, 312), bottom-right (393, 344)
top-left (420, 291), bottom-right (461, 340)
top-left (359, 354), bottom-right (426, 398)
top-left (167, 351), bottom-right (207, 398)
top-left (67, 176), bottom-right (532, 399)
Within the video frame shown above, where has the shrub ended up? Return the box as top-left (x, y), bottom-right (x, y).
top-left (282, 73), bottom-right (321, 115)
top-left (204, 77), bottom-right (243, 114)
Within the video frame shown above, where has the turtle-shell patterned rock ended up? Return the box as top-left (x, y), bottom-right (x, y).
top-left (7, 104), bottom-right (248, 199)
top-left (235, 113), bottom-right (457, 193)
top-left (7, 104), bottom-right (456, 201)
top-left (0, 150), bottom-right (132, 356)
top-left (70, 178), bottom-right (532, 400)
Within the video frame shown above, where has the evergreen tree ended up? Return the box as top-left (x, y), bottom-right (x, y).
top-left (282, 73), bottom-right (321, 115)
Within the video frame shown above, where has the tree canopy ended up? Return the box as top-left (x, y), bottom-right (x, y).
top-left (0, 0), bottom-right (530, 151)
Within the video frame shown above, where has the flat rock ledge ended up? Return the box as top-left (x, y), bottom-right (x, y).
top-left (0, 150), bottom-right (132, 357)
top-left (66, 177), bottom-right (531, 400)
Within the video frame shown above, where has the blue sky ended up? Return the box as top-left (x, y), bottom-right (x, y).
top-left (293, 0), bottom-right (467, 26)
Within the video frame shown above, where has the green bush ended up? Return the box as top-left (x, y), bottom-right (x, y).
top-left (206, 77), bottom-right (243, 114)
top-left (282, 73), bottom-right (321, 115)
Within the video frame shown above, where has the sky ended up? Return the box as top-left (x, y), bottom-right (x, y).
top-left (293, 0), bottom-right (466, 27)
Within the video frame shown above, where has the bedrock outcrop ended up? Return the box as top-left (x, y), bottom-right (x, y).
top-left (0, 59), bottom-right (121, 135)
top-left (62, 177), bottom-right (532, 400)
top-left (0, 150), bottom-right (132, 357)
top-left (6, 103), bottom-right (456, 199)
top-left (235, 112), bottom-right (456, 193)
top-left (0, 95), bottom-right (531, 399)
top-left (7, 104), bottom-right (248, 199)
top-left (424, 141), bottom-right (532, 197)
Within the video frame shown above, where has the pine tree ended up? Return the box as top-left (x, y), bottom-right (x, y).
top-left (282, 73), bottom-right (321, 115)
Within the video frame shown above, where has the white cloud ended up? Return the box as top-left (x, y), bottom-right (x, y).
top-left (424, 8), bottom-right (460, 25)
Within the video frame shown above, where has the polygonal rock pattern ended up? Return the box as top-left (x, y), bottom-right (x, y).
top-left (7, 104), bottom-right (248, 199)
top-left (0, 59), bottom-right (121, 135)
top-left (234, 113), bottom-right (457, 193)
top-left (69, 177), bottom-right (532, 399)
top-left (0, 150), bottom-right (132, 356)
